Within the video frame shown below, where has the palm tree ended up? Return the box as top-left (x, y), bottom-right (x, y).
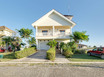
top-left (28, 37), bottom-right (36, 46)
top-left (17, 28), bottom-right (33, 47)
top-left (2, 36), bottom-right (21, 51)
top-left (70, 31), bottom-right (89, 43)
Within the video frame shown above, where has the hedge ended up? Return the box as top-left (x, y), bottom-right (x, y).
top-left (15, 47), bottom-right (36, 59)
top-left (46, 47), bottom-right (56, 61)
top-left (74, 49), bottom-right (87, 54)
top-left (63, 47), bottom-right (73, 58)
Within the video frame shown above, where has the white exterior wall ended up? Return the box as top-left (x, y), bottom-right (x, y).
top-left (0, 30), bottom-right (13, 37)
top-left (4, 31), bottom-right (13, 36)
top-left (37, 39), bottom-right (70, 50)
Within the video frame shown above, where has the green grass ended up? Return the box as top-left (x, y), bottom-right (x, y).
top-left (0, 52), bottom-right (15, 62)
top-left (69, 54), bottom-right (104, 62)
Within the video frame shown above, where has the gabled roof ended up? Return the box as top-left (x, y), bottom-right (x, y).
top-left (32, 9), bottom-right (76, 27)
top-left (0, 26), bottom-right (15, 33)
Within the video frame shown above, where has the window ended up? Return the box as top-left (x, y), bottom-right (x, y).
top-left (93, 49), bottom-right (97, 51)
top-left (60, 30), bottom-right (65, 32)
top-left (42, 30), bottom-right (48, 36)
top-left (42, 30), bottom-right (48, 32)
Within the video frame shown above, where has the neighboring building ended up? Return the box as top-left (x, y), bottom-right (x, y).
top-left (0, 26), bottom-right (15, 37)
top-left (32, 9), bottom-right (76, 50)
top-left (78, 44), bottom-right (88, 49)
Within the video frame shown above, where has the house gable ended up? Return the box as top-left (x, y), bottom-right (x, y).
top-left (32, 9), bottom-right (76, 27)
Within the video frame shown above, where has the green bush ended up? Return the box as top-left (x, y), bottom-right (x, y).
top-left (63, 47), bottom-right (73, 58)
top-left (60, 42), bottom-right (65, 49)
top-left (15, 47), bottom-right (36, 59)
top-left (47, 40), bottom-right (57, 48)
top-left (46, 47), bottom-right (56, 61)
top-left (74, 49), bottom-right (87, 54)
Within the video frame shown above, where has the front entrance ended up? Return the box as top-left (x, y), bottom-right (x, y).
top-left (56, 42), bottom-right (61, 54)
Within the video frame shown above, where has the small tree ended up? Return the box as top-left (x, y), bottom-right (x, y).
top-left (67, 41), bottom-right (78, 52)
top-left (70, 31), bottom-right (89, 43)
top-left (93, 46), bottom-right (97, 49)
top-left (17, 28), bottom-right (33, 47)
top-left (28, 37), bottom-right (36, 46)
top-left (2, 36), bottom-right (21, 51)
top-left (47, 40), bottom-right (57, 48)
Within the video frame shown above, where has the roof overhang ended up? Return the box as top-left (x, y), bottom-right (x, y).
top-left (32, 9), bottom-right (76, 28)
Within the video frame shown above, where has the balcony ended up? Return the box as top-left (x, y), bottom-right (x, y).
top-left (36, 32), bottom-right (71, 39)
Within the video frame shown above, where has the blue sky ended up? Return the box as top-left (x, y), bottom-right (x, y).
top-left (0, 0), bottom-right (104, 47)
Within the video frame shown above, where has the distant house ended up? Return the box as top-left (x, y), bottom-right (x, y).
top-left (78, 44), bottom-right (88, 49)
top-left (0, 26), bottom-right (15, 37)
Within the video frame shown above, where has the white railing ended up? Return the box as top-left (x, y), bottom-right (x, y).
top-left (36, 32), bottom-right (71, 37)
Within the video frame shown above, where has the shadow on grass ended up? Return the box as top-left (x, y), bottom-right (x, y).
top-left (71, 54), bottom-right (104, 60)
top-left (3, 53), bottom-right (16, 59)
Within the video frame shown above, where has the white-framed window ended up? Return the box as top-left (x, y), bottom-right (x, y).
top-left (42, 30), bottom-right (48, 36)
top-left (60, 30), bottom-right (65, 35)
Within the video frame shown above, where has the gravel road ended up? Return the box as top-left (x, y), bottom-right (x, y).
top-left (0, 63), bottom-right (104, 77)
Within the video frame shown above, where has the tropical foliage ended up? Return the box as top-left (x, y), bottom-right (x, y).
top-left (47, 40), bottom-right (57, 48)
top-left (17, 28), bottom-right (33, 47)
top-left (59, 42), bottom-right (73, 57)
top-left (46, 47), bottom-right (56, 61)
top-left (17, 28), bottom-right (33, 39)
top-left (28, 37), bottom-right (36, 46)
top-left (2, 36), bottom-right (21, 51)
top-left (70, 31), bottom-right (89, 43)
top-left (63, 46), bottom-right (73, 58)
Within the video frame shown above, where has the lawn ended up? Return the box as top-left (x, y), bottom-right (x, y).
top-left (0, 52), bottom-right (15, 62)
top-left (69, 54), bottom-right (104, 62)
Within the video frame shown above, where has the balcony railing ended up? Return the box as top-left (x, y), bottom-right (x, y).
top-left (36, 32), bottom-right (71, 37)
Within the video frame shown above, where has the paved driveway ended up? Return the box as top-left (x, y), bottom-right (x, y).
top-left (11, 50), bottom-right (69, 63)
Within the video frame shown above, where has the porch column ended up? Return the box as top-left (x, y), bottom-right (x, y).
top-left (70, 26), bottom-right (72, 34)
top-left (36, 26), bottom-right (38, 36)
top-left (53, 26), bottom-right (55, 36)
top-left (36, 39), bottom-right (39, 50)
top-left (70, 26), bottom-right (72, 42)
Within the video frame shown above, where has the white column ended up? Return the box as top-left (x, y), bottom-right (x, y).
top-left (36, 39), bottom-right (39, 50)
top-left (36, 26), bottom-right (38, 36)
top-left (70, 26), bottom-right (72, 34)
top-left (70, 26), bottom-right (72, 42)
top-left (53, 26), bottom-right (54, 36)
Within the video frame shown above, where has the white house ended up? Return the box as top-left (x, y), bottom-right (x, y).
top-left (0, 26), bottom-right (15, 37)
top-left (32, 9), bottom-right (76, 50)
top-left (78, 44), bottom-right (88, 49)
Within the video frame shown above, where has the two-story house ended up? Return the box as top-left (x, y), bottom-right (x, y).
top-left (0, 26), bottom-right (15, 37)
top-left (32, 9), bottom-right (76, 50)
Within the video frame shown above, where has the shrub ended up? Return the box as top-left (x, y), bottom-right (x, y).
top-left (63, 47), bottom-right (73, 58)
top-left (46, 47), bottom-right (56, 61)
top-left (60, 42), bottom-right (65, 49)
top-left (47, 40), bottom-right (57, 48)
top-left (15, 47), bottom-right (36, 59)
top-left (74, 49), bottom-right (87, 54)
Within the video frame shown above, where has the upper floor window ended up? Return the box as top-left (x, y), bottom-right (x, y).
top-left (60, 30), bottom-right (65, 32)
top-left (42, 30), bottom-right (48, 36)
top-left (42, 30), bottom-right (48, 33)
